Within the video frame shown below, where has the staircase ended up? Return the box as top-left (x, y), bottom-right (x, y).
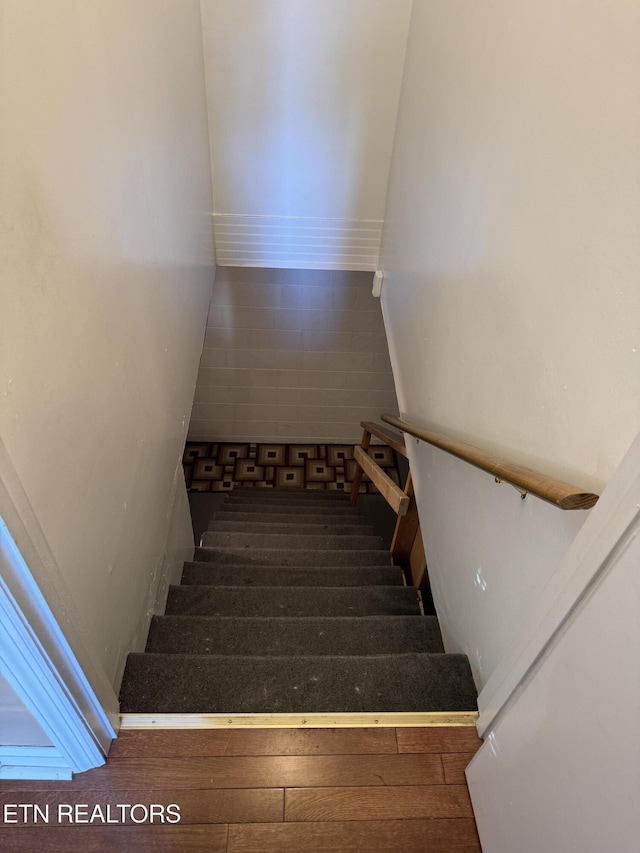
top-left (119, 488), bottom-right (477, 715)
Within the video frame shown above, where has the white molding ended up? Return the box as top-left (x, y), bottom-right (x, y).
top-left (120, 711), bottom-right (478, 729)
top-left (0, 746), bottom-right (72, 780)
top-left (477, 432), bottom-right (640, 737)
top-left (213, 214), bottom-right (383, 270)
top-left (0, 438), bottom-right (118, 748)
top-left (0, 520), bottom-right (109, 773)
top-left (0, 751), bottom-right (72, 780)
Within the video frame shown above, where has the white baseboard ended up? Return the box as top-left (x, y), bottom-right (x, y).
top-left (0, 746), bottom-right (72, 780)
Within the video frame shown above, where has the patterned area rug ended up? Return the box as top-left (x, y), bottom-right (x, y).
top-left (183, 442), bottom-right (400, 494)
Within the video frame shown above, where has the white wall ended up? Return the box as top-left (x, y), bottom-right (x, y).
top-left (466, 436), bottom-right (640, 852)
top-left (0, 1), bottom-right (214, 692)
top-left (190, 267), bottom-right (397, 442)
top-left (200, 0), bottom-right (412, 268)
top-left (380, 1), bottom-right (640, 687)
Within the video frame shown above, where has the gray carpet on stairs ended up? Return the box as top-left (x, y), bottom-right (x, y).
top-left (145, 615), bottom-right (445, 656)
top-left (194, 546), bottom-right (392, 567)
top-left (207, 521), bottom-right (375, 536)
top-left (216, 500), bottom-right (366, 524)
top-left (120, 653), bottom-right (477, 714)
top-left (200, 531), bottom-right (385, 550)
top-left (229, 488), bottom-right (352, 500)
top-left (165, 585), bottom-right (421, 617)
top-left (119, 487), bottom-right (478, 714)
top-left (181, 562), bottom-right (404, 587)
top-left (209, 510), bottom-right (370, 525)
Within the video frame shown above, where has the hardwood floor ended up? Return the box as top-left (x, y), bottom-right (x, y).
top-left (0, 727), bottom-right (482, 852)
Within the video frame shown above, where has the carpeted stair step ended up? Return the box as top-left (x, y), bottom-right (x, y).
top-left (194, 547), bottom-right (391, 567)
top-left (119, 652), bottom-right (478, 713)
top-left (210, 510), bottom-right (369, 526)
top-left (231, 487), bottom-right (350, 501)
top-left (145, 615), bottom-right (444, 656)
top-left (224, 494), bottom-right (350, 508)
top-left (165, 585), bottom-right (420, 617)
top-left (216, 498), bottom-right (362, 518)
top-left (200, 531), bottom-right (384, 551)
top-left (119, 482), bottom-right (478, 718)
top-left (181, 562), bottom-right (404, 587)
top-left (207, 520), bottom-right (376, 536)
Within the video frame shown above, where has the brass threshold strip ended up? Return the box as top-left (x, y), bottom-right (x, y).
top-left (119, 711), bottom-right (478, 730)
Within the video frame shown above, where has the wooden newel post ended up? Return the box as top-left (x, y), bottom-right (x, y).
top-left (390, 471), bottom-right (422, 579)
top-left (350, 428), bottom-right (371, 505)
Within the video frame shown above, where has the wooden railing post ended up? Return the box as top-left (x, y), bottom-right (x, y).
top-left (390, 471), bottom-right (419, 564)
top-left (390, 471), bottom-right (428, 589)
top-left (350, 427), bottom-right (371, 504)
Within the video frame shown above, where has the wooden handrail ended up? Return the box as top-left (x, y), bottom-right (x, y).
top-left (381, 413), bottom-right (599, 511)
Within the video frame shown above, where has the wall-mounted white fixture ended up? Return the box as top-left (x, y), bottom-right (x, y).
top-left (372, 270), bottom-right (384, 297)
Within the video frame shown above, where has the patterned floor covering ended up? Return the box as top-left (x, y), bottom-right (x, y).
top-left (183, 442), bottom-right (400, 494)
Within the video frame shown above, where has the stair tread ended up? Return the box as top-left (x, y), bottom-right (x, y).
top-left (216, 504), bottom-right (363, 517)
top-left (166, 585), bottom-right (421, 617)
top-left (146, 614), bottom-right (444, 655)
top-left (211, 510), bottom-right (369, 525)
top-left (207, 521), bottom-right (375, 536)
top-left (223, 497), bottom-right (352, 508)
top-left (230, 488), bottom-right (351, 500)
top-left (188, 561), bottom-right (401, 571)
top-left (181, 563), bottom-right (404, 587)
top-left (194, 547), bottom-right (391, 567)
top-left (119, 652), bottom-right (478, 714)
top-left (200, 531), bottom-right (384, 550)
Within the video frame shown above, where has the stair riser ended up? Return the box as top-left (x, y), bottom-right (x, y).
top-left (194, 547), bottom-right (391, 567)
top-left (207, 521), bottom-right (375, 536)
top-left (224, 495), bottom-right (350, 507)
top-left (200, 532), bottom-right (384, 551)
top-left (165, 585), bottom-right (420, 617)
top-left (120, 653), bottom-right (478, 714)
top-left (215, 505), bottom-right (363, 518)
top-left (146, 616), bottom-right (444, 656)
top-left (181, 564), bottom-right (403, 587)
top-left (230, 488), bottom-right (351, 501)
top-left (210, 512), bottom-right (369, 527)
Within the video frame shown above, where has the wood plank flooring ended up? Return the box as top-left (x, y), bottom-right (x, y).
top-left (0, 727), bottom-right (483, 852)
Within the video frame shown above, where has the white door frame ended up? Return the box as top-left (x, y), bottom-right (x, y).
top-left (0, 439), bottom-right (117, 778)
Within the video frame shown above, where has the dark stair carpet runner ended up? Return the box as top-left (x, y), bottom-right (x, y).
top-left (120, 488), bottom-right (477, 714)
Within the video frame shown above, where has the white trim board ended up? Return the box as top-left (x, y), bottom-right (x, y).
top-left (213, 214), bottom-right (382, 270)
top-left (0, 518), bottom-right (111, 774)
top-left (0, 746), bottom-right (72, 781)
top-left (477, 431), bottom-right (640, 737)
top-left (0, 437), bottom-right (118, 744)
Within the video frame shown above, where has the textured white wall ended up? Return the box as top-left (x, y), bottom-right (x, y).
top-left (200, 0), bottom-right (412, 268)
top-left (380, 0), bottom-right (640, 687)
top-left (0, 1), bottom-right (214, 690)
top-left (467, 450), bottom-right (640, 852)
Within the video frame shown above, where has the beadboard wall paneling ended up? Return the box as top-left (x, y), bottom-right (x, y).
top-left (188, 268), bottom-right (398, 443)
top-left (213, 215), bottom-right (383, 271)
